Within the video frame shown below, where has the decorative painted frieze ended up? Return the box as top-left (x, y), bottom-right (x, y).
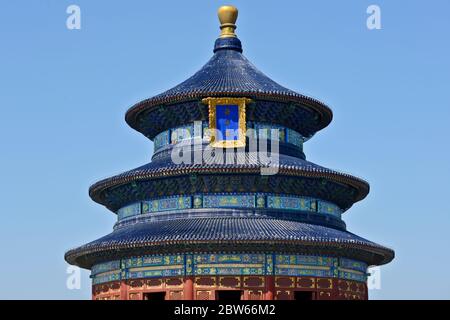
top-left (152, 121), bottom-right (304, 151)
top-left (203, 195), bottom-right (255, 208)
top-left (116, 194), bottom-right (343, 221)
top-left (91, 253), bottom-right (367, 285)
top-left (267, 196), bottom-right (313, 211)
top-left (142, 196), bottom-right (191, 213)
top-left (117, 203), bottom-right (141, 220)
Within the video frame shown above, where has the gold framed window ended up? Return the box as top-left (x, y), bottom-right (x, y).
top-left (202, 97), bottom-right (251, 148)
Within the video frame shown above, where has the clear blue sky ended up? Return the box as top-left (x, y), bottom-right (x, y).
top-left (0, 0), bottom-right (449, 299)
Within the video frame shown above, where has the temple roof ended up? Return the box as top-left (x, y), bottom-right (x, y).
top-left (125, 34), bottom-right (332, 137)
top-left (64, 6), bottom-right (395, 273)
top-left (153, 39), bottom-right (305, 98)
top-left (89, 151), bottom-right (369, 211)
top-left (65, 217), bottom-right (394, 269)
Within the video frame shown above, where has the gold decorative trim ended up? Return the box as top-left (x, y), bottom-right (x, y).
top-left (202, 97), bottom-right (251, 148)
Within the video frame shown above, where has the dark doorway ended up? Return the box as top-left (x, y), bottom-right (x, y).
top-left (216, 290), bottom-right (242, 300)
top-left (143, 292), bottom-right (166, 300)
top-left (294, 291), bottom-right (315, 301)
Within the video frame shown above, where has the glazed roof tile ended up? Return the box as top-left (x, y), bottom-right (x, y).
top-left (89, 152), bottom-right (369, 206)
top-left (125, 38), bottom-right (332, 133)
top-left (65, 217), bottom-right (394, 268)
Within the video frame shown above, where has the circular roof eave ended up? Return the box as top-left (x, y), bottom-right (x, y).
top-left (124, 47), bottom-right (333, 137)
top-left (125, 91), bottom-right (333, 137)
top-left (64, 218), bottom-right (394, 269)
top-left (88, 164), bottom-right (370, 211)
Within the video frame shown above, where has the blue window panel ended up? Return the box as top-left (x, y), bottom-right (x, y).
top-left (117, 202), bottom-right (141, 220)
top-left (216, 104), bottom-right (240, 141)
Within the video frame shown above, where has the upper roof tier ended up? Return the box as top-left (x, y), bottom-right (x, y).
top-left (125, 6), bottom-right (332, 140)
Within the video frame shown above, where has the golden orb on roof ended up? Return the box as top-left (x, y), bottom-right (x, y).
top-left (218, 5), bottom-right (238, 38)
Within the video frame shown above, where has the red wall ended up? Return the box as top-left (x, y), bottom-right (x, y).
top-left (92, 276), bottom-right (367, 300)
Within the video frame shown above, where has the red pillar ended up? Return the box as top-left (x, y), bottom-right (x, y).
top-left (92, 285), bottom-right (96, 300)
top-left (120, 280), bottom-right (128, 300)
top-left (184, 276), bottom-right (194, 300)
top-left (363, 282), bottom-right (369, 300)
top-left (265, 276), bottom-right (275, 300)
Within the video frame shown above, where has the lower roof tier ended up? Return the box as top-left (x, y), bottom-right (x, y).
top-left (65, 217), bottom-right (394, 269)
top-left (89, 151), bottom-right (369, 212)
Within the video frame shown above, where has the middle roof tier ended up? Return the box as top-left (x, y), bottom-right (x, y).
top-left (89, 149), bottom-right (369, 213)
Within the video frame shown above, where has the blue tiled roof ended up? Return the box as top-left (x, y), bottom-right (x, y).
top-left (65, 217), bottom-right (394, 268)
top-left (89, 151), bottom-right (369, 208)
top-left (125, 37), bottom-right (332, 133)
top-left (154, 48), bottom-right (298, 99)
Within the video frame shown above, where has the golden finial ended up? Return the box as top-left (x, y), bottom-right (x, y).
top-left (218, 5), bottom-right (238, 38)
